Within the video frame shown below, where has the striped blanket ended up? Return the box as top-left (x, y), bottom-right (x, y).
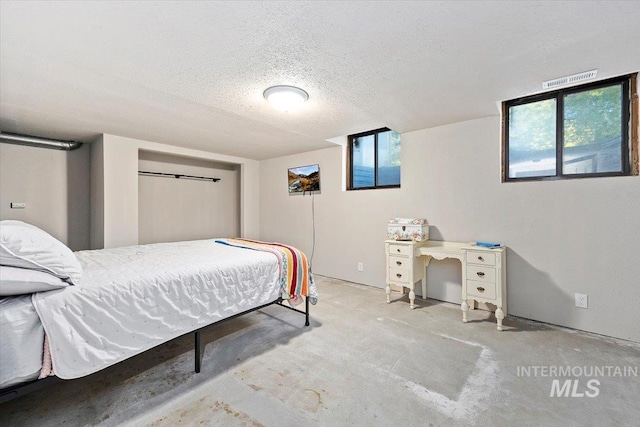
top-left (215, 238), bottom-right (317, 305)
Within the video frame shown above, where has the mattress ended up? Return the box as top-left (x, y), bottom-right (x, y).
top-left (0, 295), bottom-right (44, 388)
top-left (32, 239), bottom-right (282, 379)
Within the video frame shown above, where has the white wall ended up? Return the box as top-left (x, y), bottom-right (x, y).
top-left (0, 143), bottom-right (91, 251)
top-left (259, 116), bottom-right (640, 342)
top-left (138, 151), bottom-right (240, 244)
top-left (89, 136), bottom-right (104, 249)
top-left (102, 135), bottom-right (139, 248)
top-left (91, 134), bottom-right (260, 249)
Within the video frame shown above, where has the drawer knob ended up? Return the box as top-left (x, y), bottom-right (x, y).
top-left (396, 261), bottom-right (402, 266)
top-left (396, 273), bottom-right (402, 278)
top-left (478, 256), bottom-right (484, 261)
top-left (477, 286), bottom-right (485, 293)
top-left (476, 272), bottom-right (485, 277)
top-left (396, 248), bottom-right (401, 253)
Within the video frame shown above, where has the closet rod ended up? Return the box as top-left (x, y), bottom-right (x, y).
top-left (138, 170), bottom-right (221, 182)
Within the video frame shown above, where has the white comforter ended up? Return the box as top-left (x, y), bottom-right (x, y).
top-left (32, 240), bottom-right (282, 379)
top-left (0, 295), bottom-right (44, 388)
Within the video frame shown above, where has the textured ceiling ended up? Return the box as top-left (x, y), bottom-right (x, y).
top-left (1, 1), bottom-right (639, 160)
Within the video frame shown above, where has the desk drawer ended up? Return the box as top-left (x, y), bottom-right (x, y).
top-left (466, 250), bottom-right (496, 266)
top-left (389, 267), bottom-right (410, 284)
top-left (467, 279), bottom-right (497, 300)
top-left (389, 255), bottom-right (410, 270)
top-left (466, 265), bottom-right (496, 283)
top-left (389, 244), bottom-right (411, 257)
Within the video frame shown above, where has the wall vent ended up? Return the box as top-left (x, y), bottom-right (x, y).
top-left (542, 69), bottom-right (598, 90)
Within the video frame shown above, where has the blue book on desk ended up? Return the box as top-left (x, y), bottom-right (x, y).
top-left (476, 241), bottom-right (502, 248)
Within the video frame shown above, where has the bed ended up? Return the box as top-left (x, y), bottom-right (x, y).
top-left (0, 221), bottom-right (317, 401)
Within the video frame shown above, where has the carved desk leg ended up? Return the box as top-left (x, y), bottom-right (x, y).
top-left (461, 300), bottom-right (469, 323)
top-left (495, 307), bottom-right (505, 331)
top-left (385, 284), bottom-right (391, 303)
top-left (422, 256), bottom-right (431, 300)
top-left (409, 287), bottom-right (416, 309)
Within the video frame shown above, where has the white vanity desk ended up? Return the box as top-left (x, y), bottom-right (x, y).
top-left (417, 240), bottom-right (466, 298)
top-left (419, 241), bottom-right (507, 330)
top-left (385, 240), bottom-right (507, 330)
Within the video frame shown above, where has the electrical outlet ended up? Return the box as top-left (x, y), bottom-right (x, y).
top-left (357, 262), bottom-right (364, 272)
top-left (575, 293), bottom-right (588, 309)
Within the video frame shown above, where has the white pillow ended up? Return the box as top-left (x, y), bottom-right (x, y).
top-left (0, 266), bottom-right (69, 296)
top-left (0, 220), bottom-right (82, 285)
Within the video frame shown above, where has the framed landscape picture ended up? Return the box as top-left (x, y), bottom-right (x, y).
top-left (288, 164), bottom-right (320, 194)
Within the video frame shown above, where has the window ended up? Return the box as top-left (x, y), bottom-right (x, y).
top-left (503, 74), bottom-right (638, 181)
top-left (347, 128), bottom-right (401, 190)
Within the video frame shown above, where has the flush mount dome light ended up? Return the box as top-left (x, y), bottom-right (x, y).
top-left (263, 85), bottom-right (309, 112)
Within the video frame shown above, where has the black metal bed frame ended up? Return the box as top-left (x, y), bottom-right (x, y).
top-left (0, 296), bottom-right (310, 404)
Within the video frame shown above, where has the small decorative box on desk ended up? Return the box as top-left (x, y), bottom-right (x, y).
top-left (461, 245), bottom-right (507, 331)
top-left (385, 239), bottom-right (427, 309)
top-left (387, 218), bottom-right (429, 242)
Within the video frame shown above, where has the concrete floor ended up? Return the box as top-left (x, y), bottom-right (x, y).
top-left (1, 276), bottom-right (639, 426)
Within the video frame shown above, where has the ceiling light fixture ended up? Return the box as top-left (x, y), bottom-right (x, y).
top-left (263, 85), bottom-right (309, 112)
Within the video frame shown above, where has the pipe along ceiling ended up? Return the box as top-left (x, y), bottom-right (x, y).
top-left (0, 132), bottom-right (83, 150)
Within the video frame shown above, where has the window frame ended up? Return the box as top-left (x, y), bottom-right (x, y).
top-left (502, 74), bottom-right (637, 182)
top-left (347, 127), bottom-right (401, 190)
